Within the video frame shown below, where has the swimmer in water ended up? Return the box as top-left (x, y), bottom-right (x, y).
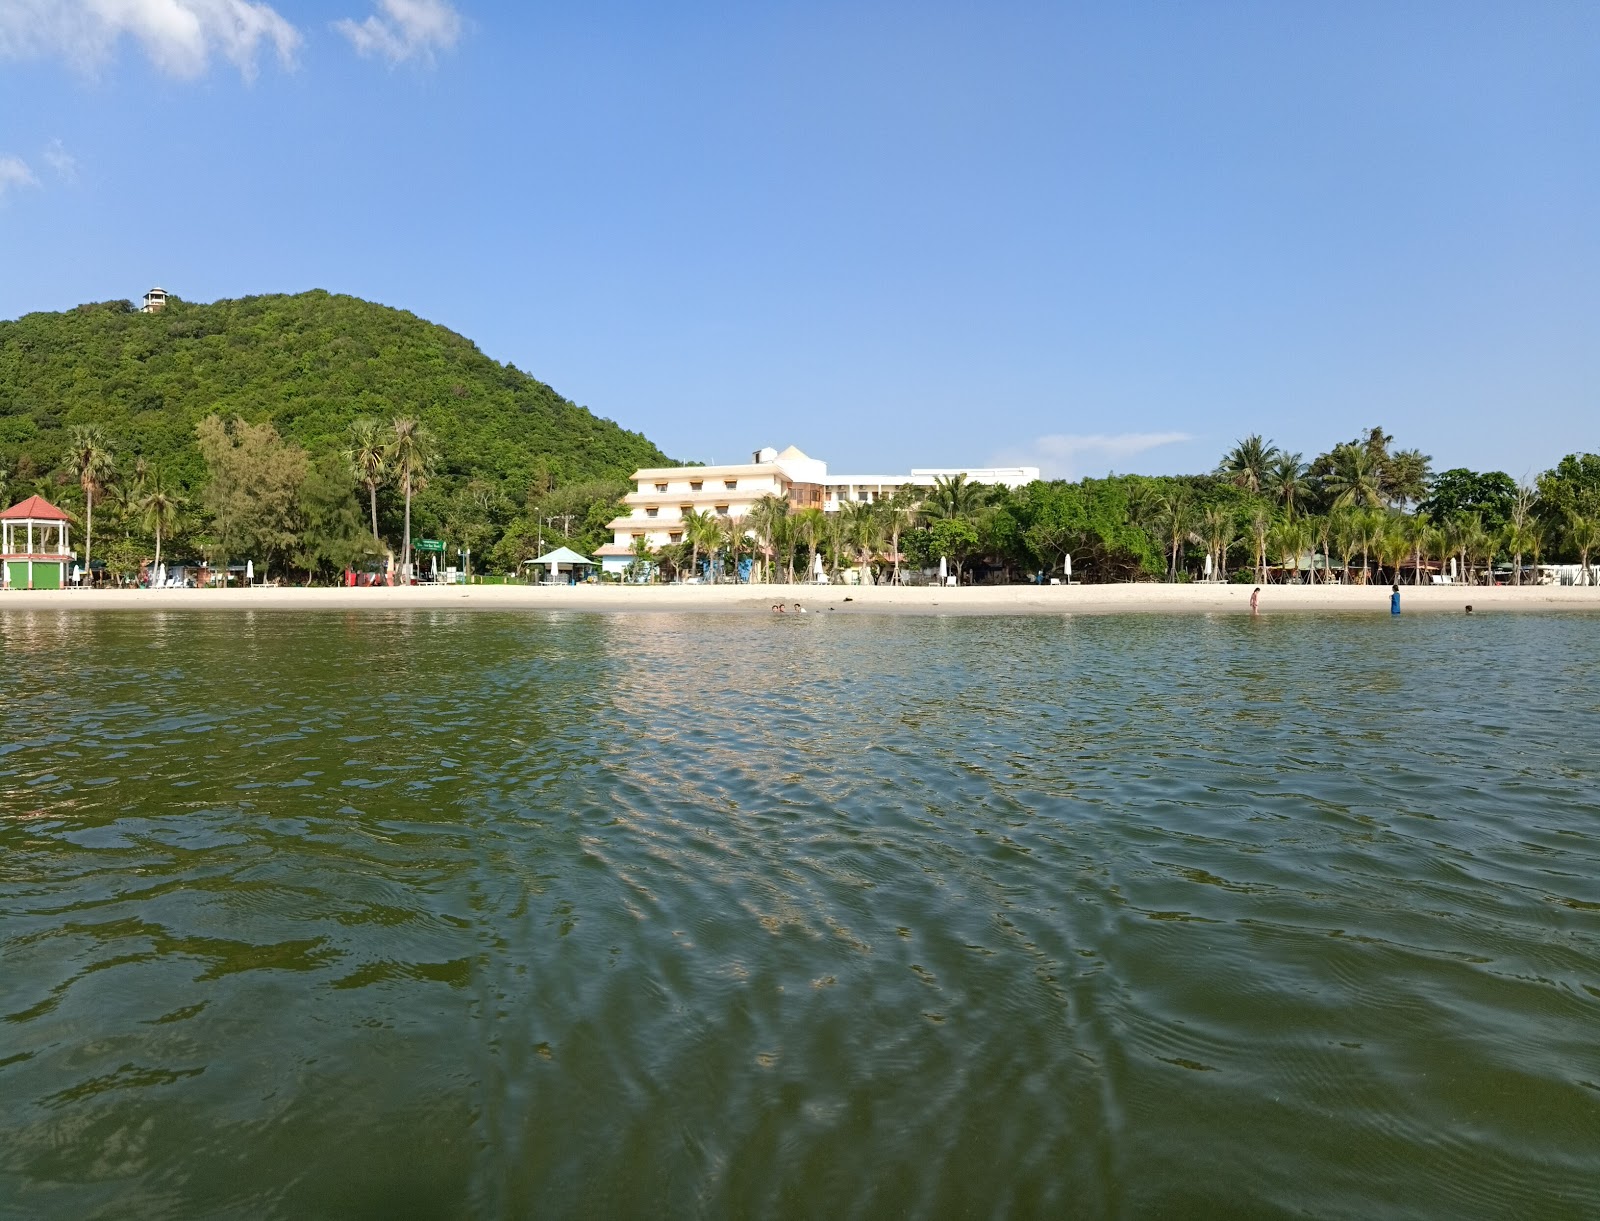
top-left (1249, 587), bottom-right (1260, 616)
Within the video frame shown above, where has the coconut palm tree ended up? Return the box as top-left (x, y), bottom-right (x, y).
top-left (681, 508), bottom-right (717, 581)
top-left (345, 418), bottom-right (388, 546)
top-left (1324, 443), bottom-right (1384, 510)
top-left (744, 493), bottom-right (788, 583)
top-left (717, 514), bottom-right (745, 583)
top-left (1401, 513), bottom-right (1430, 585)
top-left (842, 500), bottom-right (881, 584)
top-left (1375, 516), bottom-right (1410, 585)
top-left (1383, 448), bottom-right (1432, 508)
top-left (884, 486), bottom-right (920, 585)
top-left (1200, 504), bottom-right (1235, 582)
top-left (387, 417), bottom-right (435, 581)
top-left (1568, 514), bottom-right (1600, 585)
top-left (138, 475), bottom-right (183, 576)
top-left (1219, 435), bottom-right (1279, 494)
top-left (922, 473), bottom-right (983, 521)
top-left (793, 506), bottom-right (826, 584)
top-left (1248, 504), bottom-right (1272, 584)
top-left (1150, 489), bottom-right (1196, 581)
top-left (1454, 513), bottom-right (1490, 586)
top-left (1266, 452), bottom-right (1306, 518)
top-left (1330, 510), bottom-right (1355, 584)
top-left (67, 425), bottom-right (114, 574)
top-left (1352, 508), bottom-right (1387, 584)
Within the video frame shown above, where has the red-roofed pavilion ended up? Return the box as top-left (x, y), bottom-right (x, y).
top-left (2, 495), bottom-right (74, 589)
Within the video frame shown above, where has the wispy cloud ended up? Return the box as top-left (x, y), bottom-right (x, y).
top-left (991, 431), bottom-right (1194, 480)
top-left (42, 138), bottom-right (77, 181)
top-left (0, 155), bottom-right (39, 199)
top-left (0, 0), bottom-right (300, 80)
top-left (335, 0), bottom-right (462, 65)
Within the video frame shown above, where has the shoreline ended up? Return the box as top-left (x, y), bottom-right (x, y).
top-left (2, 582), bottom-right (1597, 616)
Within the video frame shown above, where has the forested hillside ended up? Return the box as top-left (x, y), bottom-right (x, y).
top-left (0, 290), bottom-right (672, 568)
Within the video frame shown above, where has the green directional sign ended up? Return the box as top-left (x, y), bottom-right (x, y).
top-left (415, 539), bottom-right (446, 553)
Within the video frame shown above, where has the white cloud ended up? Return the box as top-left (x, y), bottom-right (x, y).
top-left (0, 0), bottom-right (300, 80)
top-left (0, 155), bottom-right (39, 199)
top-left (991, 431), bottom-right (1194, 480)
top-left (335, 0), bottom-right (461, 64)
top-left (42, 138), bottom-right (77, 180)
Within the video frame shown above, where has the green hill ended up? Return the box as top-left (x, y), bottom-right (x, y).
top-left (0, 288), bottom-right (668, 512)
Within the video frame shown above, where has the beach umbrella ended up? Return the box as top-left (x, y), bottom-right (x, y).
top-left (245, 559), bottom-right (254, 585)
top-left (813, 551), bottom-right (825, 579)
top-left (938, 555), bottom-right (948, 582)
top-left (71, 563), bottom-right (81, 587)
top-left (1064, 553), bottom-right (1072, 582)
top-left (1203, 553), bottom-right (1212, 580)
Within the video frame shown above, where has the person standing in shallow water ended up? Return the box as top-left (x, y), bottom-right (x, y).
top-left (1390, 583), bottom-right (1401, 616)
top-left (1250, 587), bottom-right (1260, 616)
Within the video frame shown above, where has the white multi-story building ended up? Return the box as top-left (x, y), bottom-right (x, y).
top-left (596, 445), bottom-right (1039, 574)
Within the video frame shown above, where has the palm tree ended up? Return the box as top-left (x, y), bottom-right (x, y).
top-left (1324, 443), bottom-right (1384, 510)
top-left (1401, 513), bottom-right (1430, 585)
top-left (884, 486), bottom-right (920, 585)
top-left (67, 425), bottom-right (114, 574)
top-left (1455, 513), bottom-right (1490, 586)
top-left (346, 418), bottom-right (388, 546)
top-left (1568, 514), bottom-right (1600, 585)
top-left (745, 493), bottom-right (789, 583)
top-left (1266, 452), bottom-right (1306, 517)
top-left (1249, 504), bottom-right (1272, 584)
top-left (1383, 448), bottom-right (1432, 508)
top-left (842, 500), bottom-right (881, 584)
top-left (682, 508), bottom-right (718, 581)
top-left (922, 473), bottom-right (983, 521)
top-left (138, 475), bottom-right (183, 575)
top-left (1352, 508), bottom-right (1385, 584)
top-left (1200, 504), bottom-right (1235, 582)
top-left (1219, 435), bottom-right (1279, 494)
top-left (1376, 516), bottom-right (1410, 585)
top-left (1151, 490), bottom-right (1196, 581)
top-left (1329, 510), bottom-right (1355, 584)
top-left (718, 514), bottom-right (745, 583)
top-left (387, 417), bottom-right (435, 581)
top-left (793, 506), bottom-right (826, 584)
top-left (1305, 513), bottom-right (1331, 584)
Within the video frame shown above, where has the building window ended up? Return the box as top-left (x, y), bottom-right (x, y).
top-left (725, 480), bottom-right (737, 490)
top-left (670, 533), bottom-right (682, 543)
top-left (715, 505), bottom-right (729, 515)
top-left (690, 481), bottom-right (703, 491)
top-left (680, 505), bottom-right (693, 516)
top-left (655, 483), bottom-right (668, 492)
top-left (646, 508), bottom-right (658, 518)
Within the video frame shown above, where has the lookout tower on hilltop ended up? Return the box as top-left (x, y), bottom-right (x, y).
top-left (141, 287), bottom-right (170, 313)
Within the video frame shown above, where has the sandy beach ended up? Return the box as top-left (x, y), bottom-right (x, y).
top-left (2, 581), bottom-right (1597, 615)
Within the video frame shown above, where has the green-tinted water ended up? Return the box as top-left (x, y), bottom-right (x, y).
top-left (2, 610), bottom-right (1598, 1218)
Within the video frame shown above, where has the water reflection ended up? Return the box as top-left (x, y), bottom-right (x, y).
top-left (2, 610), bottom-right (1598, 1217)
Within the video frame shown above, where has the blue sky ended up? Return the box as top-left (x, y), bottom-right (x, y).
top-left (1, 1), bottom-right (1595, 479)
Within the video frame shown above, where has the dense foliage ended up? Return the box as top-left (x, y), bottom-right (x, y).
top-left (0, 291), bottom-right (673, 575)
top-left (644, 428), bottom-right (1600, 588)
top-left (1, 296), bottom-right (1594, 589)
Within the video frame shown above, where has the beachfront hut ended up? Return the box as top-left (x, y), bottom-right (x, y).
top-left (1, 495), bottom-right (73, 590)
top-left (525, 546), bottom-right (595, 584)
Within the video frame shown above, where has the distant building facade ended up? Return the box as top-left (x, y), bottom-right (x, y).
top-left (141, 287), bottom-right (170, 313)
top-left (596, 445), bottom-right (1039, 574)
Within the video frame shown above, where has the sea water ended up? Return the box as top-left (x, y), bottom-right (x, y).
top-left (2, 609), bottom-right (1598, 1217)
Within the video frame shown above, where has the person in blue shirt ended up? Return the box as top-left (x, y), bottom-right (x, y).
top-left (1390, 583), bottom-right (1401, 615)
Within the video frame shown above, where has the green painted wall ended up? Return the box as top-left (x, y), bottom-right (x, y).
top-left (4, 560), bottom-right (63, 589)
